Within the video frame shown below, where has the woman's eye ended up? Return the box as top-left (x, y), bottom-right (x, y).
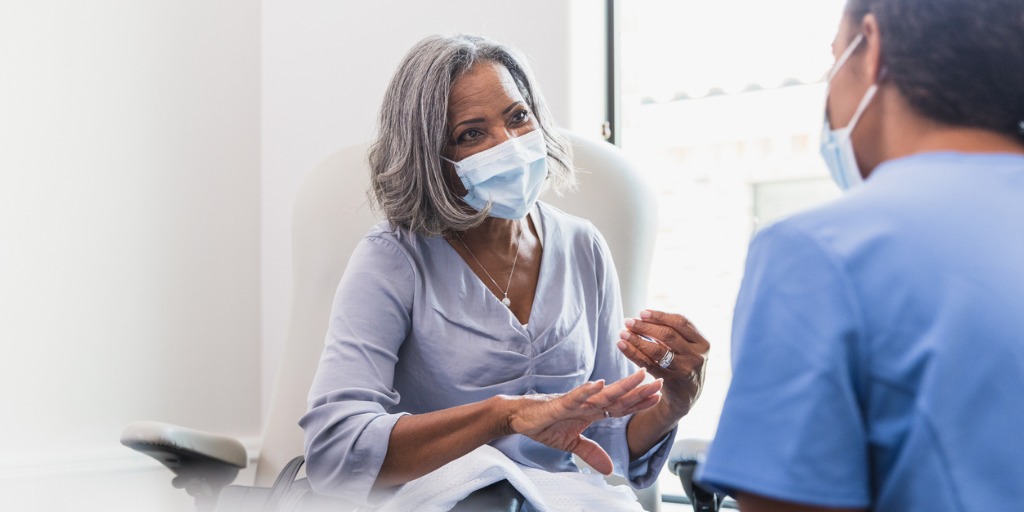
top-left (511, 109), bottom-right (531, 124)
top-left (456, 128), bottom-right (484, 145)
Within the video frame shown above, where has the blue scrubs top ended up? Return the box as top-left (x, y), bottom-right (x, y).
top-left (301, 202), bottom-right (674, 505)
top-left (698, 152), bottom-right (1024, 510)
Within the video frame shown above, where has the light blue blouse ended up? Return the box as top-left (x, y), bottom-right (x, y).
top-left (301, 202), bottom-right (675, 505)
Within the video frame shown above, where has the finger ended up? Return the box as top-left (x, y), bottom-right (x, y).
top-left (585, 370), bottom-right (647, 409)
top-left (639, 310), bottom-right (710, 346)
top-left (615, 378), bottom-right (663, 408)
top-left (563, 379), bottom-right (605, 407)
top-left (624, 318), bottom-right (683, 349)
top-left (571, 435), bottom-right (614, 476)
top-left (617, 331), bottom-right (671, 372)
top-left (605, 379), bottom-right (663, 416)
top-left (602, 368), bottom-right (647, 395)
top-left (620, 393), bottom-right (661, 415)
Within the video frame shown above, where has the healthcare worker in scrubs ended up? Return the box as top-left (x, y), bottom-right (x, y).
top-left (689, 0), bottom-right (1024, 510)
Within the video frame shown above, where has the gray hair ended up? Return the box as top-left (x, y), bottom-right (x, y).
top-left (367, 34), bottom-right (576, 237)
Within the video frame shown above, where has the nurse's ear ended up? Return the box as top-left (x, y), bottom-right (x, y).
top-left (859, 13), bottom-right (885, 84)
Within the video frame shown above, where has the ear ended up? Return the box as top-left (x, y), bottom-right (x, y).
top-left (860, 13), bottom-right (885, 82)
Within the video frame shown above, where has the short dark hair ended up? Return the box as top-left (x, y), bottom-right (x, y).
top-left (845, 0), bottom-right (1024, 140)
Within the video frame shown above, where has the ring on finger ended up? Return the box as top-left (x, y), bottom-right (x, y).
top-left (658, 350), bottom-right (675, 369)
top-left (604, 410), bottom-right (611, 418)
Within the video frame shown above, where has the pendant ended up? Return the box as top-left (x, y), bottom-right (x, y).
top-left (501, 297), bottom-right (512, 307)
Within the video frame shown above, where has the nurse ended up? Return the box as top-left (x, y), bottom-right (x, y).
top-left (689, 0), bottom-right (1024, 510)
top-left (300, 34), bottom-right (709, 510)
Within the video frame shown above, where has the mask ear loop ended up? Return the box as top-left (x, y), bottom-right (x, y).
top-left (824, 33), bottom-right (866, 126)
top-left (827, 33), bottom-right (865, 82)
top-left (847, 65), bottom-right (887, 131)
top-left (845, 83), bottom-right (879, 131)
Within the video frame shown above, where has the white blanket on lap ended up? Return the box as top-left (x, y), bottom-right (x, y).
top-left (361, 445), bottom-right (644, 512)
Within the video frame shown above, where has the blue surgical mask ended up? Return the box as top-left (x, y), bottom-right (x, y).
top-left (442, 129), bottom-right (548, 220)
top-left (820, 34), bottom-right (878, 191)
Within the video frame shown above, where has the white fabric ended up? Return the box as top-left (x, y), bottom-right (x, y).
top-left (361, 445), bottom-right (644, 512)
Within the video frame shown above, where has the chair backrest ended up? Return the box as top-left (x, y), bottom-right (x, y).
top-left (254, 131), bottom-right (658, 485)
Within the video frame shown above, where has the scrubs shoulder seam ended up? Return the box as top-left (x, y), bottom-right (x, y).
top-left (760, 220), bottom-right (874, 415)
top-left (761, 220), bottom-right (871, 349)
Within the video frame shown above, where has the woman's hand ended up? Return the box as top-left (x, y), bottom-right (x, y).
top-left (617, 310), bottom-right (710, 418)
top-left (502, 369), bottom-right (663, 475)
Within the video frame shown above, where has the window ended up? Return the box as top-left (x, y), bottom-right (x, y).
top-left (613, 0), bottom-right (848, 498)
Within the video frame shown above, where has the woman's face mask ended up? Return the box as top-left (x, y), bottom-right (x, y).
top-left (820, 33), bottom-right (878, 191)
top-left (442, 129), bottom-right (548, 220)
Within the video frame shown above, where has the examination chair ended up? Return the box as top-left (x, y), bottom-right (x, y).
top-left (121, 131), bottom-right (711, 511)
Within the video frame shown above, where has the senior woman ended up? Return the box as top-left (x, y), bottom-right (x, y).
top-left (299, 34), bottom-right (708, 510)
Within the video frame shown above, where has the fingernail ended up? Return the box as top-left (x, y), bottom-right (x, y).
top-left (616, 340), bottom-right (627, 350)
top-left (618, 329), bottom-right (630, 340)
top-left (624, 318), bottom-right (635, 328)
top-left (640, 310), bottom-right (652, 319)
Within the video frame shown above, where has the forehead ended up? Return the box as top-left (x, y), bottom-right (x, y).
top-left (448, 61), bottom-right (524, 118)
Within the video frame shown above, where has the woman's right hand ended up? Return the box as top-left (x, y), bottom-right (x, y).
top-left (501, 370), bottom-right (662, 475)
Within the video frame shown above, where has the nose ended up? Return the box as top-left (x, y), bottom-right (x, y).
top-left (494, 128), bottom-right (515, 144)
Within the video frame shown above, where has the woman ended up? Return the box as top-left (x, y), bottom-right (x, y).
top-left (697, 0), bottom-right (1024, 510)
top-left (300, 34), bottom-right (709, 510)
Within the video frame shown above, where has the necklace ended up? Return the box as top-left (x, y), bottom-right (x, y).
top-left (455, 224), bottom-right (523, 308)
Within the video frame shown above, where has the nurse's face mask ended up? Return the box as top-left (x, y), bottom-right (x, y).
top-left (441, 129), bottom-right (548, 220)
top-left (820, 33), bottom-right (878, 191)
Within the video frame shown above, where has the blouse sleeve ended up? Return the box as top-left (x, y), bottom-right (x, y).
top-left (299, 235), bottom-right (415, 504)
top-left (582, 227), bottom-right (677, 489)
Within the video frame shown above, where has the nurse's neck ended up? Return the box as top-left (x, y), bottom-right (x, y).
top-left (866, 86), bottom-right (1024, 176)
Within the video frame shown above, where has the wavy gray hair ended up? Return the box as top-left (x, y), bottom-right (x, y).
top-left (367, 34), bottom-right (576, 237)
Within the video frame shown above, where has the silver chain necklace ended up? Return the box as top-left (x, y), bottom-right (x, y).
top-left (455, 224), bottom-right (523, 308)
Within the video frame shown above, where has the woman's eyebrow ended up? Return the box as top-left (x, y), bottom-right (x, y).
top-left (453, 102), bottom-right (524, 129)
top-left (453, 117), bottom-right (485, 129)
top-left (502, 101), bottom-right (523, 115)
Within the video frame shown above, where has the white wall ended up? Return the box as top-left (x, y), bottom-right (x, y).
top-left (259, 0), bottom-right (607, 411)
top-left (0, 1), bottom-right (606, 508)
top-left (0, 1), bottom-right (262, 510)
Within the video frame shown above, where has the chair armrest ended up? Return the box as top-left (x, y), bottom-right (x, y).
top-left (668, 438), bottom-right (709, 476)
top-left (669, 438), bottom-right (729, 512)
top-left (121, 421), bottom-right (248, 511)
top-left (121, 420), bottom-right (248, 468)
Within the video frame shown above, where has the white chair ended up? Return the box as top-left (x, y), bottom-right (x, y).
top-left (121, 131), bottom-right (668, 510)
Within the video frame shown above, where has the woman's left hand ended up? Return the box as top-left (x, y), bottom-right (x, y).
top-left (617, 310), bottom-right (710, 418)
top-left (505, 369), bottom-right (663, 474)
